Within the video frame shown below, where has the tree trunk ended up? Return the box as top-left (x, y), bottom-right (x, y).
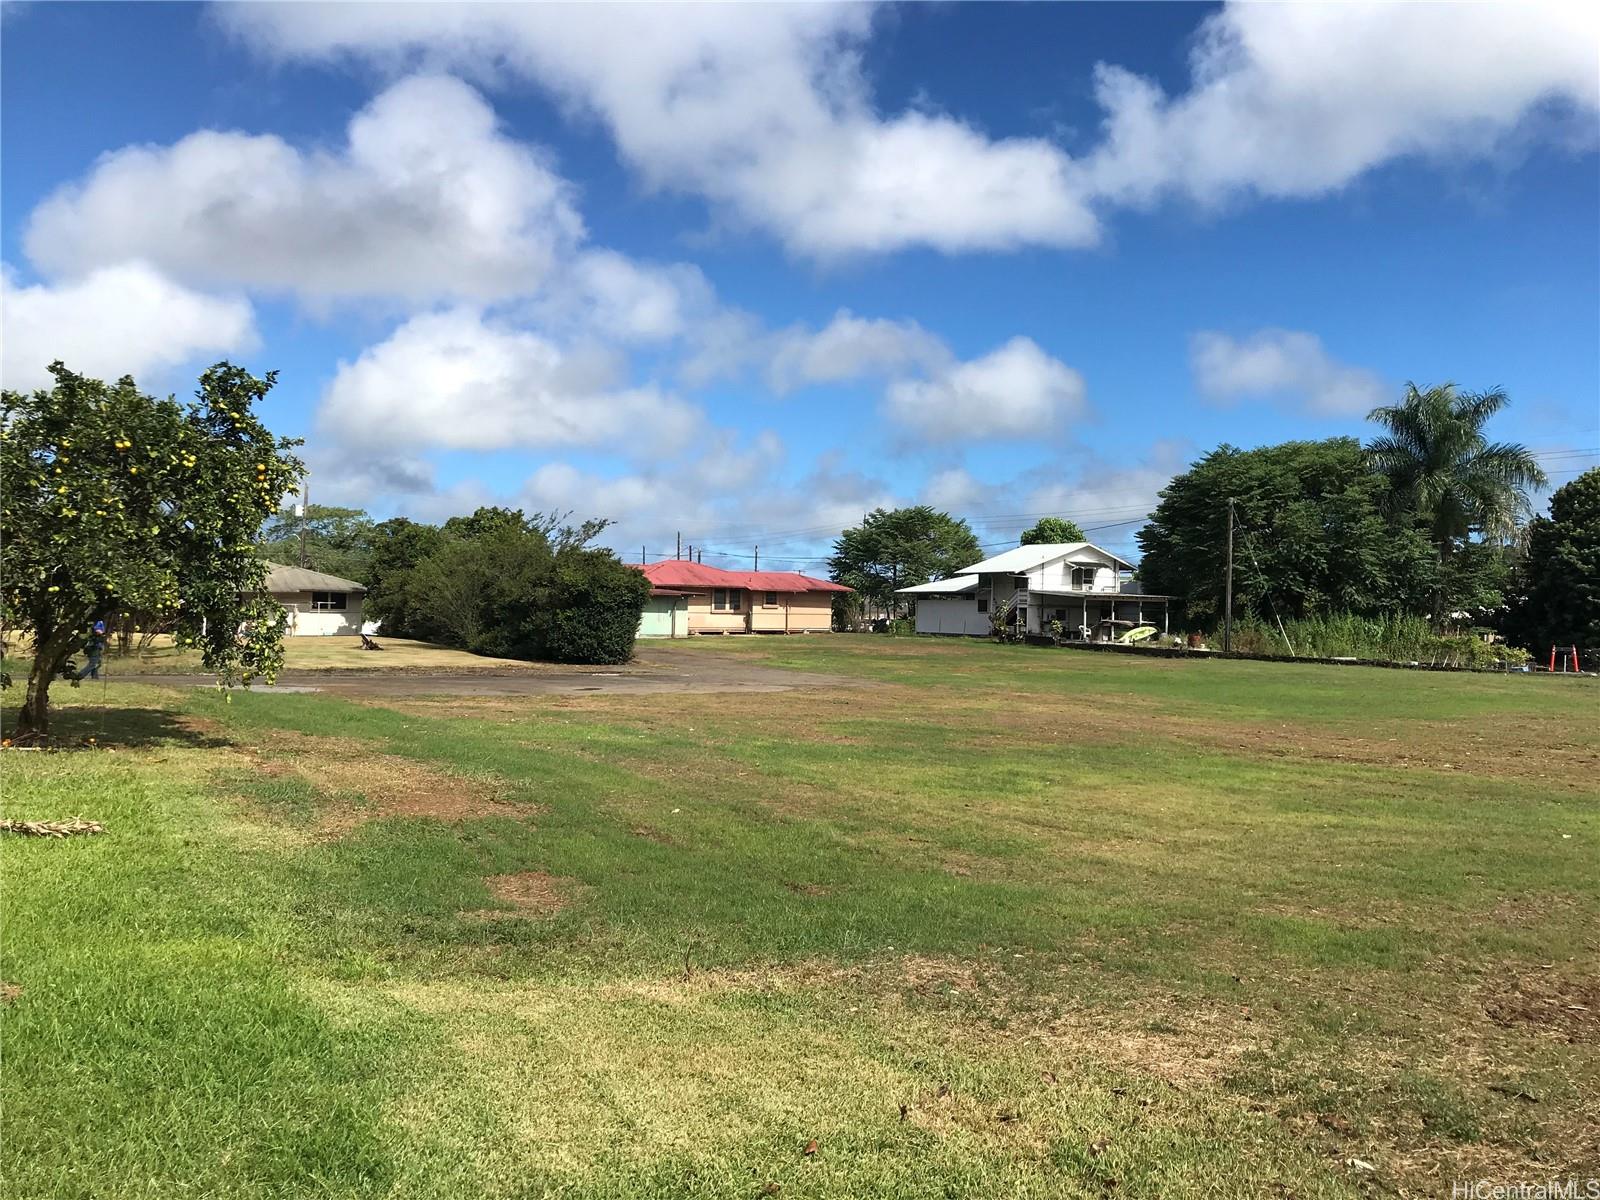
top-left (18, 658), bottom-right (54, 737)
top-left (1434, 537), bottom-right (1454, 629)
top-left (15, 619), bottom-right (83, 738)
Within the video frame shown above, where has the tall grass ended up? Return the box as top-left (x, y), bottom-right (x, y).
top-left (1228, 612), bottom-right (1527, 666)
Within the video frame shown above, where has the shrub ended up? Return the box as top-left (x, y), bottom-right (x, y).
top-left (535, 549), bottom-right (651, 664)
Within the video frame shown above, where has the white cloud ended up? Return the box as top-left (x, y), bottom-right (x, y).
top-left (221, 2), bottom-right (1598, 259)
top-left (24, 75), bottom-right (582, 305)
top-left (1190, 329), bottom-right (1388, 416)
top-left (528, 250), bottom-right (717, 345)
top-left (317, 308), bottom-right (702, 455)
top-left (1, 261), bottom-right (256, 391)
top-left (1015, 445), bottom-right (1188, 534)
top-left (920, 467), bottom-right (990, 513)
top-left (913, 443), bottom-right (1190, 555)
top-left (218, 2), bottom-right (1099, 258)
top-left (1084, 2), bottom-right (1600, 208)
top-left (766, 311), bottom-right (951, 393)
top-left (885, 337), bottom-right (1088, 442)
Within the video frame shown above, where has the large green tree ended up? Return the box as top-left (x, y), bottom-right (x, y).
top-left (259, 503), bottom-right (376, 582)
top-left (363, 517), bottom-right (447, 639)
top-left (1366, 383), bottom-right (1546, 552)
top-left (2, 362), bottom-right (303, 736)
top-left (1503, 468), bottom-right (1600, 653)
top-left (828, 506), bottom-right (982, 615)
top-left (1137, 439), bottom-right (1438, 626)
top-left (1019, 516), bottom-right (1086, 545)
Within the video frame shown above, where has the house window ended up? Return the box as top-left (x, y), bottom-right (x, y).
top-left (764, 591), bottom-right (779, 607)
top-left (713, 589), bottom-right (742, 612)
top-left (1071, 566), bottom-right (1097, 591)
top-left (310, 591), bottom-right (347, 611)
top-left (977, 593), bottom-right (988, 614)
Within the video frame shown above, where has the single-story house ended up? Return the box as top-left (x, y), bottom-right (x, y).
top-left (633, 560), bottom-right (851, 636)
top-left (263, 562), bottom-right (367, 636)
top-left (895, 542), bottom-right (1173, 640)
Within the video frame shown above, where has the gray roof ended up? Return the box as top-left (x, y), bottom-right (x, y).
top-left (262, 561), bottom-right (366, 593)
top-left (896, 576), bottom-right (980, 595)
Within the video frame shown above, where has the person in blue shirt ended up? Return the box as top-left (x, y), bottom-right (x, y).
top-left (74, 620), bottom-right (108, 682)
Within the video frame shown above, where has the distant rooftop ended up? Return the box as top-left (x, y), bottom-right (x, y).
top-left (262, 561), bottom-right (366, 593)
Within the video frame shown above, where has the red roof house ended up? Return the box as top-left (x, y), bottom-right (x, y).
top-left (633, 560), bottom-right (849, 635)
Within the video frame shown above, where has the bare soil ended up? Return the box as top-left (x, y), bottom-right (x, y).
top-left (115, 645), bottom-right (866, 700)
top-left (468, 871), bottom-right (574, 918)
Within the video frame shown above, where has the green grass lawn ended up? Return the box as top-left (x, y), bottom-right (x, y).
top-left (3, 636), bottom-right (1596, 1197)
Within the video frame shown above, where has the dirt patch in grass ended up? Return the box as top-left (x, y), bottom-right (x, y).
top-left (784, 881), bottom-right (832, 897)
top-left (1, 981), bottom-right (21, 1004)
top-left (629, 823), bottom-right (678, 846)
top-left (240, 729), bottom-right (529, 833)
top-left (467, 871), bottom-right (575, 919)
top-left (1483, 970), bottom-right (1600, 1041)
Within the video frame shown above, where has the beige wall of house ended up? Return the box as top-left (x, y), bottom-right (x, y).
top-left (671, 589), bottom-right (834, 634)
top-left (274, 589), bottom-right (365, 636)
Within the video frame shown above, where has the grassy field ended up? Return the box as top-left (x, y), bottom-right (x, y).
top-left (3, 635), bottom-right (1596, 1198)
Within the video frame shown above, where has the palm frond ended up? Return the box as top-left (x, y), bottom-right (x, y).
top-left (1455, 386), bottom-right (1510, 429)
top-left (1473, 441), bottom-right (1549, 489)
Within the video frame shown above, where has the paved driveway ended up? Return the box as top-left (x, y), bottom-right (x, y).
top-left (116, 645), bottom-right (862, 698)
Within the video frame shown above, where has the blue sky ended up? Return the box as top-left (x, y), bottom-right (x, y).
top-left (4, 2), bottom-right (1597, 571)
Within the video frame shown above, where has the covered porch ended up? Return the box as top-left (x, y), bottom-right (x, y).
top-left (1028, 591), bottom-right (1173, 641)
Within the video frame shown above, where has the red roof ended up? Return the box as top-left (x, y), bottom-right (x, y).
top-left (636, 560), bottom-right (851, 593)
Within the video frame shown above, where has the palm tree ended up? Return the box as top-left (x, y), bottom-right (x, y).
top-left (1367, 383), bottom-right (1546, 542)
top-left (1366, 383), bottom-right (1546, 618)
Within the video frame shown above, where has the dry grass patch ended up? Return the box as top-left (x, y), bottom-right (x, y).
top-left (471, 871), bottom-right (576, 918)
top-left (240, 728), bottom-right (528, 833)
top-left (1482, 970), bottom-right (1600, 1041)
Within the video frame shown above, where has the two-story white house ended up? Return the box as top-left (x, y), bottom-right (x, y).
top-left (896, 542), bottom-right (1172, 640)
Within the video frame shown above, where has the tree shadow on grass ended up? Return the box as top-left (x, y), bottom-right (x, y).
top-left (0, 706), bottom-right (233, 751)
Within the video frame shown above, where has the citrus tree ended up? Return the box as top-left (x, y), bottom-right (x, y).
top-left (1, 362), bottom-right (303, 737)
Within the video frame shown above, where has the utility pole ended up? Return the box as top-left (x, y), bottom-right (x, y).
top-left (754, 545), bottom-right (759, 570)
top-left (1223, 496), bottom-right (1235, 654)
top-left (298, 478), bottom-right (310, 569)
top-left (641, 546), bottom-right (646, 565)
top-left (676, 531), bottom-right (681, 560)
